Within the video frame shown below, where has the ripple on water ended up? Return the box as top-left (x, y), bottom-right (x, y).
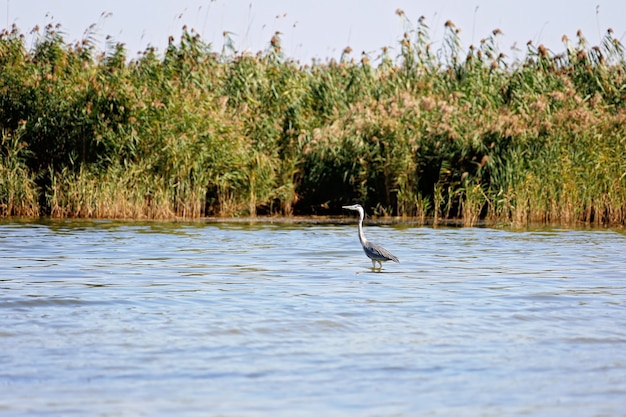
top-left (0, 222), bottom-right (625, 416)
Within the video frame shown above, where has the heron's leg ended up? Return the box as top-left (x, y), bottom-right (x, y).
top-left (372, 260), bottom-right (382, 271)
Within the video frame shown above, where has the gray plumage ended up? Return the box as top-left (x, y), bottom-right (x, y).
top-left (342, 204), bottom-right (399, 270)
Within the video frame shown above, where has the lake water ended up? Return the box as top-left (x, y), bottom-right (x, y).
top-left (1, 219), bottom-right (625, 416)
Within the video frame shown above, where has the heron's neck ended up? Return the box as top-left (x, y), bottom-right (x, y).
top-left (357, 215), bottom-right (368, 245)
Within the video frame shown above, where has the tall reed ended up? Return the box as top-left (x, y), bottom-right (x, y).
top-left (0, 128), bottom-right (39, 216)
top-left (0, 18), bottom-right (625, 226)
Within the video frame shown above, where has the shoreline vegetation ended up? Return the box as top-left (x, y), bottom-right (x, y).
top-left (1, 12), bottom-right (626, 226)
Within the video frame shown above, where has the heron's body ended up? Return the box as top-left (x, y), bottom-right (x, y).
top-left (342, 204), bottom-right (399, 270)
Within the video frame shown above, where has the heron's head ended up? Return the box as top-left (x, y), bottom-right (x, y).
top-left (342, 204), bottom-right (364, 215)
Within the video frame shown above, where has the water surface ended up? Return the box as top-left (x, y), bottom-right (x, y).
top-left (1, 220), bottom-right (625, 416)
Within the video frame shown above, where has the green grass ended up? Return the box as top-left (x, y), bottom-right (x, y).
top-left (1, 18), bottom-right (625, 225)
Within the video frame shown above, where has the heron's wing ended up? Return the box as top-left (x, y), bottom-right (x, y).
top-left (364, 241), bottom-right (399, 262)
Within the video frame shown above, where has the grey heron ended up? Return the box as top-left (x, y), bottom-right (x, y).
top-left (342, 204), bottom-right (399, 270)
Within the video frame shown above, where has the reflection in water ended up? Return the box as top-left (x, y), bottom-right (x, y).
top-left (1, 220), bottom-right (625, 416)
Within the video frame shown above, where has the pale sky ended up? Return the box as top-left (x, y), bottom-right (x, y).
top-left (5, 0), bottom-right (626, 63)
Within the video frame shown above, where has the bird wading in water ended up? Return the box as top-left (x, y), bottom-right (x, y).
top-left (342, 204), bottom-right (399, 270)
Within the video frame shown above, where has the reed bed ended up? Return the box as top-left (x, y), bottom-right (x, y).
top-left (1, 16), bottom-right (625, 225)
